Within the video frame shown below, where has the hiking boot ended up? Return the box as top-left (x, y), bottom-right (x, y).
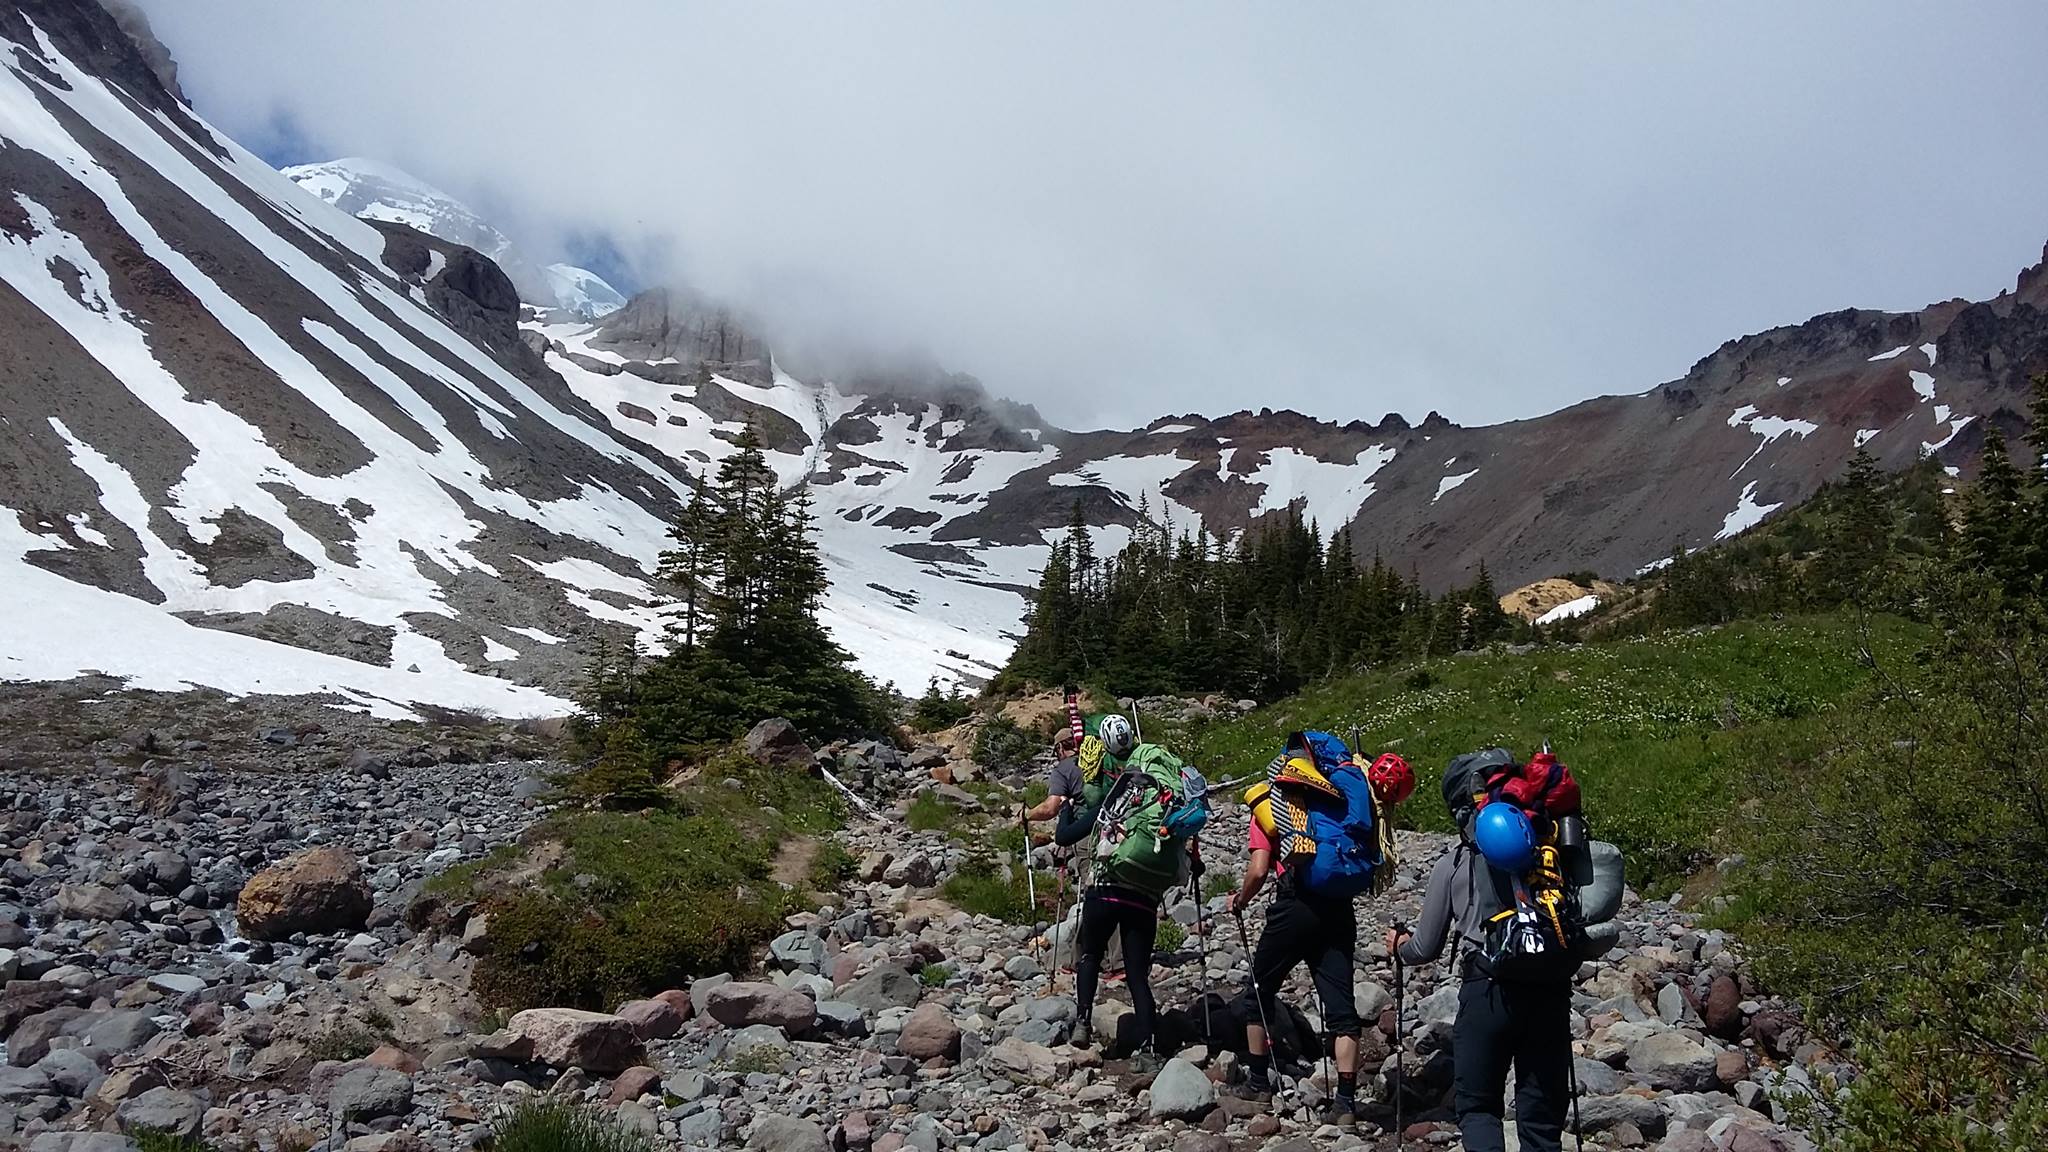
top-left (1127, 1049), bottom-right (1162, 1075)
top-left (1069, 1021), bottom-right (1093, 1050)
top-left (1234, 1069), bottom-right (1274, 1103)
top-left (1321, 1092), bottom-right (1356, 1128)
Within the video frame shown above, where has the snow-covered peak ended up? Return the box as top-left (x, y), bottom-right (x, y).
top-left (283, 157), bottom-right (512, 261)
top-left (542, 263), bottom-right (626, 318)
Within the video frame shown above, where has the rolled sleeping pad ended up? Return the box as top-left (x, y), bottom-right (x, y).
top-left (1579, 918), bottom-right (1622, 960)
top-left (1581, 840), bottom-right (1625, 925)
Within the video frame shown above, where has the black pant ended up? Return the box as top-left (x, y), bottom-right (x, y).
top-left (1074, 885), bottom-right (1159, 1052)
top-left (1242, 884), bottom-right (1361, 1039)
top-left (1453, 976), bottom-right (1572, 1152)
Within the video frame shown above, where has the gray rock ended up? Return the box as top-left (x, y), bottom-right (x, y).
top-left (813, 1000), bottom-right (868, 1038)
top-left (882, 853), bottom-right (936, 888)
top-left (746, 1114), bottom-right (829, 1152)
top-left (1574, 1092), bottom-right (1665, 1136)
top-left (1627, 1031), bottom-right (1719, 1093)
top-left (729, 1023), bottom-right (792, 1062)
top-left (80, 1010), bottom-right (161, 1064)
top-left (35, 1048), bottom-right (102, 1097)
top-left (664, 1070), bottom-right (714, 1102)
top-left (56, 883), bottom-right (138, 922)
top-left (1147, 1057), bottom-right (1217, 1119)
top-left (28, 1136), bottom-right (140, 1152)
top-left (674, 1108), bottom-right (724, 1145)
top-left (744, 719), bottom-right (812, 767)
top-left (1657, 982), bottom-right (1693, 1024)
top-left (117, 1087), bottom-right (205, 1138)
top-left (1574, 1056), bottom-right (1622, 1096)
top-left (329, 1065), bottom-right (413, 1120)
top-left (0, 1065), bottom-right (53, 1102)
top-left (147, 973), bottom-right (207, 996)
top-left (770, 930), bottom-right (827, 974)
top-left (840, 964), bottom-right (921, 1014)
top-left (1002, 954), bottom-right (1041, 980)
top-left (1417, 984), bottom-right (1460, 1027)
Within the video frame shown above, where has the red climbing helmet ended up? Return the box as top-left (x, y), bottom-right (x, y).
top-left (1366, 752), bottom-right (1416, 806)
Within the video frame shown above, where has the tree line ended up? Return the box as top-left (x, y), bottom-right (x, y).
top-left (999, 499), bottom-right (1519, 701)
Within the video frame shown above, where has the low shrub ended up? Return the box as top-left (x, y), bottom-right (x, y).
top-left (905, 791), bottom-right (953, 832)
top-left (940, 851), bottom-right (1034, 923)
top-left (919, 962), bottom-right (954, 987)
top-left (910, 678), bottom-right (976, 732)
top-left (973, 716), bottom-right (1038, 772)
top-left (490, 1099), bottom-right (656, 1152)
top-left (471, 754), bottom-right (837, 1010)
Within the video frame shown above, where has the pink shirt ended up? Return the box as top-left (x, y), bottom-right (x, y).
top-left (1248, 819), bottom-right (1289, 876)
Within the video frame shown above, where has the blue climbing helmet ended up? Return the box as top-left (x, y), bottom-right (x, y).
top-left (1473, 801), bottom-right (1538, 872)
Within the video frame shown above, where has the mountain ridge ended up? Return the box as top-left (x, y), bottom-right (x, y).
top-left (2, 0), bottom-right (2043, 716)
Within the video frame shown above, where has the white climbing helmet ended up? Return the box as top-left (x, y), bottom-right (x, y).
top-left (1097, 714), bottom-right (1136, 758)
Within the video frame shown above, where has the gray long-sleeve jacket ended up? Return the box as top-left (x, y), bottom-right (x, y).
top-left (1395, 842), bottom-right (1506, 969)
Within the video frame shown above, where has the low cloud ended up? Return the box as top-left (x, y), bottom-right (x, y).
top-left (142, 1), bottom-right (2048, 429)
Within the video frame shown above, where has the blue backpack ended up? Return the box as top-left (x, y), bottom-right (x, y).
top-left (1281, 730), bottom-right (1381, 900)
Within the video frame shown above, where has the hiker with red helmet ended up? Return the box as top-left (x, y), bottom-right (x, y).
top-left (1390, 747), bottom-right (1616, 1152)
top-left (1230, 733), bottom-right (1413, 1128)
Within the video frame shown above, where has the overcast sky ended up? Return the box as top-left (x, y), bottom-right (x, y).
top-left (141, 2), bottom-right (2048, 430)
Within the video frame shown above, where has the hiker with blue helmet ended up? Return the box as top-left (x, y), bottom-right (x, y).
top-left (1392, 748), bottom-right (1608, 1152)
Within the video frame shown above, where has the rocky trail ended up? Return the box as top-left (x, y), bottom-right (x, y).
top-left (0, 705), bottom-right (1837, 1152)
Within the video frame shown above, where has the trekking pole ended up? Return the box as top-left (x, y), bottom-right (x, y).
top-left (1021, 840), bottom-right (1038, 932)
top-left (1566, 1029), bottom-right (1584, 1151)
top-left (1189, 876), bottom-right (1212, 1036)
top-left (1232, 909), bottom-right (1283, 1089)
top-left (1393, 921), bottom-right (1407, 1150)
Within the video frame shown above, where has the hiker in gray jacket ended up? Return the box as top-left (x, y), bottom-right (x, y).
top-left (1389, 801), bottom-right (1572, 1152)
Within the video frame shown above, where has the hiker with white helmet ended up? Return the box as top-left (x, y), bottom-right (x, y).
top-left (1061, 711), bottom-right (1210, 1065)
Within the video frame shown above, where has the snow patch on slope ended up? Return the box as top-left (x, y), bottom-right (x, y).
top-left (1716, 482), bottom-right (1783, 540)
top-left (1535, 594), bottom-right (1599, 625)
top-left (1869, 345), bottom-right (1910, 362)
top-left (1727, 405), bottom-right (1819, 477)
top-left (1434, 468), bottom-right (1478, 503)
top-left (1249, 445), bottom-right (1398, 532)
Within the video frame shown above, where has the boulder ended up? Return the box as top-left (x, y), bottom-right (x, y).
top-left (701, 982), bottom-right (816, 1034)
top-left (983, 1037), bottom-right (1063, 1085)
top-left (729, 1023), bottom-right (792, 1062)
top-left (1148, 1057), bottom-right (1217, 1120)
top-left (507, 1008), bottom-right (645, 1074)
top-left (745, 719), bottom-right (813, 767)
top-left (1702, 974), bottom-right (1744, 1040)
top-left (117, 1087), bottom-right (205, 1139)
top-left (607, 1066), bottom-right (662, 1104)
top-left (616, 997), bottom-right (686, 1040)
top-left (1574, 1092), bottom-right (1666, 1136)
top-left (770, 930), bottom-right (827, 973)
top-left (840, 964), bottom-right (921, 1014)
top-left (1627, 1031), bottom-right (1720, 1092)
top-left (881, 853), bottom-right (935, 888)
top-left (747, 1114), bottom-right (829, 1152)
top-left (57, 883), bottom-right (139, 922)
top-left (0, 1066), bottom-right (53, 1102)
top-left (28, 1135), bottom-right (140, 1152)
top-left (236, 847), bottom-right (373, 941)
top-left (35, 1048), bottom-right (103, 1097)
top-left (895, 1004), bottom-right (961, 1062)
top-left (328, 1065), bottom-right (413, 1120)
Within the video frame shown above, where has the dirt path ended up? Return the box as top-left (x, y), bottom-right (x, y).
top-left (770, 834), bottom-right (820, 890)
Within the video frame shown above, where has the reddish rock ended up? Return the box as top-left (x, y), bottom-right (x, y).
top-left (1702, 974), bottom-right (1744, 1041)
top-left (616, 998), bottom-right (686, 1040)
top-left (236, 847), bottom-right (372, 941)
top-left (896, 1004), bottom-right (961, 1062)
top-left (365, 1045), bottom-right (421, 1074)
top-left (1715, 1047), bottom-right (1750, 1087)
top-left (653, 988), bottom-right (693, 1020)
top-left (607, 1065), bottom-right (662, 1103)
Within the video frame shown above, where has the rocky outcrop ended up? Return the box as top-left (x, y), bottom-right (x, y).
top-left (236, 847), bottom-right (373, 941)
top-left (507, 1008), bottom-right (645, 1075)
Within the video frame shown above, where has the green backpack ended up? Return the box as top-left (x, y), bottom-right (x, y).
top-left (1090, 744), bottom-right (1201, 900)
